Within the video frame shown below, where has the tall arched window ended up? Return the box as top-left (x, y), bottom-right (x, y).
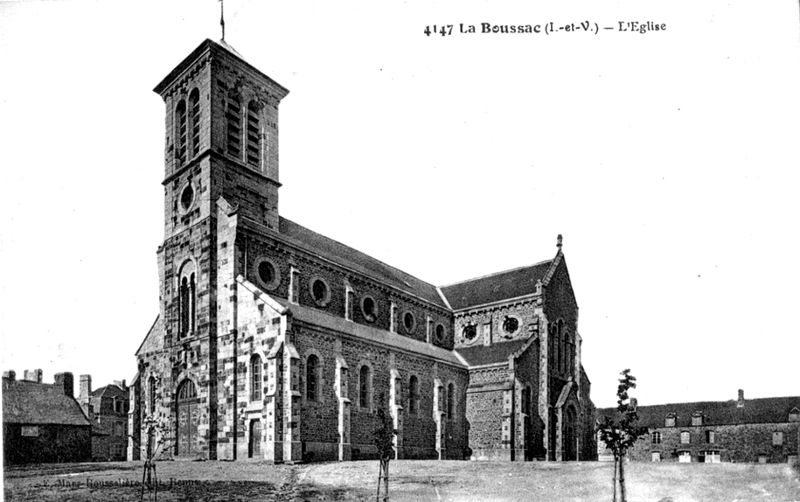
top-left (179, 272), bottom-right (196, 338)
top-left (250, 354), bottom-right (262, 402)
top-left (246, 100), bottom-right (260, 168)
top-left (408, 375), bottom-right (419, 415)
top-left (148, 376), bottom-right (156, 414)
top-left (226, 97), bottom-right (241, 158)
top-left (176, 99), bottom-right (187, 165)
top-left (447, 383), bottom-right (455, 420)
top-left (359, 365), bottom-right (371, 409)
top-left (306, 355), bottom-right (319, 402)
top-left (189, 89), bottom-right (201, 157)
top-left (522, 385), bottom-right (531, 416)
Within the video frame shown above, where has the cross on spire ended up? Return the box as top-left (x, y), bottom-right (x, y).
top-left (219, 0), bottom-right (226, 41)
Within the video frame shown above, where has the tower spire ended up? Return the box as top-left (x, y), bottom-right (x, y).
top-left (219, 0), bottom-right (226, 41)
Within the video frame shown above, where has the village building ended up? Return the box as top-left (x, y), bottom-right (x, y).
top-left (128, 37), bottom-right (596, 463)
top-left (597, 391), bottom-right (800, 464)
top-left (2, 370), bottom-right (92, 464)
top-left (78, 375), bottom-right (130, 461)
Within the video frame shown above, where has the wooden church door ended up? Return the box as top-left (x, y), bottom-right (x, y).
top-left (177, 380), bottom-right (199, 456)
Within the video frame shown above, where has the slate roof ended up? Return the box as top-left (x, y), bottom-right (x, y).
top-left (154, 39), bottom-right (289, 97)
top-left (455, 339), bottom-right (529, 367)
top-left (441, 261), bottom-right (552, 310)
top-left (2, 378), bottom-right (91, 427)
top-left (91, 384), bottom-right (126, 398)
top-left (279, 217), bottom-right (448, 308)
top-left (597, 396), bottom-right (800, 428)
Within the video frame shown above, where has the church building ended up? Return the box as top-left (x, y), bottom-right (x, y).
top-left (128, 38), bottom-right (595, 463)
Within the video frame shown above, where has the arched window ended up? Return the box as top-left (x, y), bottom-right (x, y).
top-left (148, 376), bottom-right (156, 414)
top-left (179, 272), bottom-right (196, 338)
top-left (522, 386), bottom-right (531, 416)
top-left (447, 383), bottom-right (455, 420)
top-left (189, 89), bottom-right (201, 157)
top-left (359, 366), bottom-right (371, 409)
top-left (558, 319), bottom-right (564, 373)
top-left (246, 100), bottom-right (260, 168)
top-left (408, 375), bottom-right (419, 415)
top-left (177, 379), bottom-right (197, 401)
top-left (226, 97), bottom-right (241, 158)
top-left (176, 99), bottom-right (187, 165)
top-left (250, 354), bottom-right (262, 402)
top-left (306, 355), bottom-right (319, 402)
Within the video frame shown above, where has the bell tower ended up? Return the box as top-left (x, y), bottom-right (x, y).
top-left (152, 38), bottom-right (289, 459)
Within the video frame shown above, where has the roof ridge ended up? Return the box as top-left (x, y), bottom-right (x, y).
top-left (598, 394), bottom-right (800, 411)
top-left (440, 259), bottom-right (553, 288)
top-left (280, 217), bottom-right (440, 292)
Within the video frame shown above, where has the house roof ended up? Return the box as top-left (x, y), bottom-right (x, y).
top-left (2, 378), bottom-right (91, 427)
top-left (91, 384), bottom-right (127, 398)
top-left (455, 339), bottom-right (529, 367)
top-left (597, 395), bottom-right (800, 428)
top-left (440, 260), bottom-right (552, 310)
top-left (279, 217), bottom-right (448, 309)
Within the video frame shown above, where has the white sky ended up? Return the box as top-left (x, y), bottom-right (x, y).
top-left (0, 0), bottom-right (798, 409)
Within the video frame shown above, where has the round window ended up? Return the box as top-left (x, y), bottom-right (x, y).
top-left (435, 324), bottom-right (445, 342)
top-left (403, 312), bottom-right (416, 333)
top-left (502, 316), bottom-right (519, 335)
top-left (463, 325), bottom-right (477, 341)
top-left (253, 257), bottom-right (280, 291)
top-left (259, 261), bottom-right (275, 284)
top-left (361, 296), bottom-right (377, 322)
top-left (309, 277), bottom-right (330, 306)
top-left (180, 184), bottom-right (195, 212)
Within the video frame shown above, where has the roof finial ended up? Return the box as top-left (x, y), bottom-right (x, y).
top-left (219, 0), bottom-right (226, 41)
top-left (557, 234), bottom-right (563, 250)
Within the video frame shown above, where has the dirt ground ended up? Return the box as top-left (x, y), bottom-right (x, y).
top-left (3, 459), bottom-right (800, 502)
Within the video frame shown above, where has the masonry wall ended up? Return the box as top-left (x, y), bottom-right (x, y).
top-left (579, 370), bottom-right (597, 460)
top-left (466, 366), bottom-right (509, 460)
top-left (454, 299), bottom-right (540, 349)
top-left (3, 424), bottom-right (91, 464)
top-left (513, 341), bottom-right (545, 460)
top-left (288, 327), bottom-right (469, 461)
top-left (239, 231), bottom-right (454, 351)
top-left (630, 422), bottom-right (800, 463)
top-left (543, 258), bottom-right (579, 402)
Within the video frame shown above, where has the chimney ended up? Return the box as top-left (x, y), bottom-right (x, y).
top-left (630, 398), bottom-right (638, 411)
top-left (3, 370), bottom-right (15, 381)
top-left (23, 369), bottom-right (43, 383)
top-left (737, 389), bottom-right (745, 408)
top-left (114, 379), bottom-right (127, 390)
top-left (79, 374), bottom-right (92, 403)
top-left (54, 372), bottom-right (74, 398)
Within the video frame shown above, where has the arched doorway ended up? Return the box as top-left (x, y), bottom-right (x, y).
top-left (564, 406), bottom-right (577, 461)
top-left (176, 379), bottom-right (199, 456)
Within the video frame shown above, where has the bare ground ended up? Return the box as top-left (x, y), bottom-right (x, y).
top-left (3, 459), bottom-right (800, 502)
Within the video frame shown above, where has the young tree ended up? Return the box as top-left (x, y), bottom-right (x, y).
top-left (135, 374), bottom-right (175, 502)
top-left (373, 408), bottom-right (397, 502)
top-left (597, 369), bottom-right (648, 502)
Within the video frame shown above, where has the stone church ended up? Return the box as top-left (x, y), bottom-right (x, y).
top-left (128, 38), bottom-right (596, 463)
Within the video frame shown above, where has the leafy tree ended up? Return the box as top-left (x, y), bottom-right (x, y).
top-left (373, 408), bottom-right (397, 502)
top-left (597, 369), bottom-right (648, 502)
